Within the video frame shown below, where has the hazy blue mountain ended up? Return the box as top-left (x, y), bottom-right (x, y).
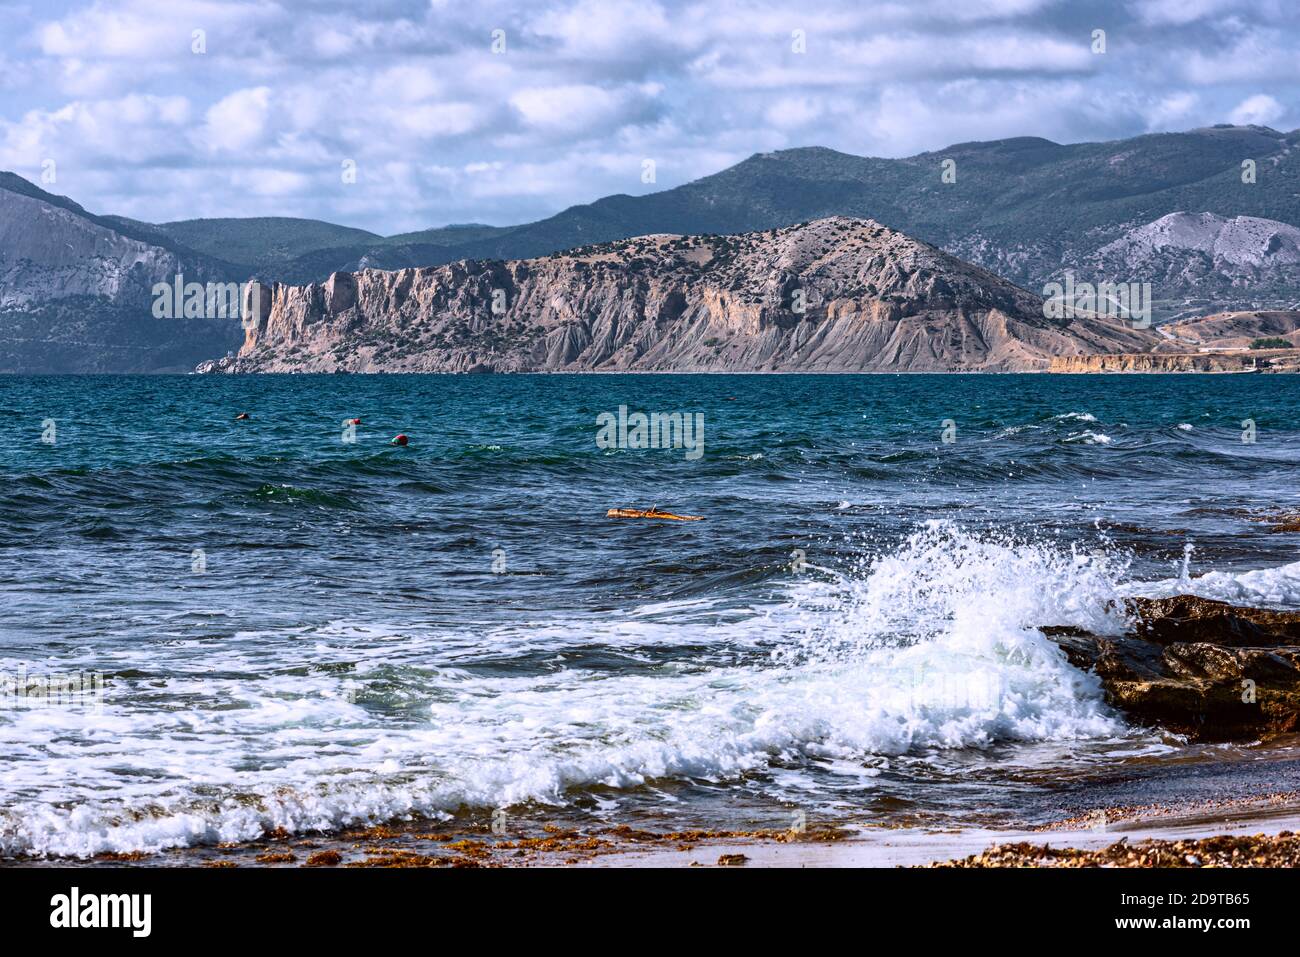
top-left (153, 217), bottom-right (383, 271)
top-left (0, 176), bottom-right (243, 372)
top-left (227, 126), bottom-right (1300, 313)
top-left (425, 126), bottom-right (1300, 312)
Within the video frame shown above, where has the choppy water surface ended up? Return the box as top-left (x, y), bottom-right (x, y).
top-left (1, 373), bottom-right (1298, 858)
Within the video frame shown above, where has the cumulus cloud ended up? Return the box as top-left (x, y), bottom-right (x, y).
top-left (527, 0), bottom-right (680, 60)
top-left (203, 87), bottom-right (271, 152)
top-left (1142, 92), bottom-right (1202, 131)
top-left (0, 0), bottom-right (1295, 232)
top-left (1229, 93), bottom-right (1285, 127)
top-left (510, 83), bottom-right (661, 135)
top-left (0, 94), bottom-right (192, 168)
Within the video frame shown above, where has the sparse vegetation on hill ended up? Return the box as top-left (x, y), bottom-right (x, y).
top-left (217, 216), bottom-right (1159, 375)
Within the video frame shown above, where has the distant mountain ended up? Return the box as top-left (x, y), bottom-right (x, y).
top-left (1087, 212), bottom-right (1300, 308)
top-left (429, 126), bottom-right (1299, 317)
top-left (383, 223), bottom-right (515, 247)
top-left (153, 217), bottom-right (383, 271)
top-left (1162, 309), bottom-right (1300, 349)
top-left (0, 177), bottom-right (242, 372)
top-left (206, 216), bottom-right (1158, 374)
top-left (179, 125), bottom-right (1300, 312)
top-left (139, 216), bottom-right (521, 286)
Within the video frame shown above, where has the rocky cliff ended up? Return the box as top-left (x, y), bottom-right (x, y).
top-left (0, 188), bottom-right (187, 307)
top-left (210, 217), bottom-right (1159, 374)
top-left (0, 174), bottom-right (244, 372)
top-left (1048, 350), bottom-right (1299, 373)
top-left (1085, 212), bottom-right (1300, 308)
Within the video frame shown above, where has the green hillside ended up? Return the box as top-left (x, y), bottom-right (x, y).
top-left (155, 217), bottom-right (382, 269)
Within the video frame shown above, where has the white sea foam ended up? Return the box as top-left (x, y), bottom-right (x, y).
top-left (1065, 430), bottom-right (1112, 445)
top-left (0, 524), bottom-right (1141, 858)
top-left (1129, 559), bottom-right (1300, 607)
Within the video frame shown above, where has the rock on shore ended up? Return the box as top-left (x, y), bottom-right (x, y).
top-left (1047, 595), bottom-right (1300, 740)
top-left (938, 832), bottom-right (1300, 867)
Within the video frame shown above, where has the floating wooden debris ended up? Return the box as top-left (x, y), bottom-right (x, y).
top-left (606, 507), bottom-right (703, 522)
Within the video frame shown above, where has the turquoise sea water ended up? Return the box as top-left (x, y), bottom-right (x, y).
top-left (1, 373), bottom-right (1299, 857)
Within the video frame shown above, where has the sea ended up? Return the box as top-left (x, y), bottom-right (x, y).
top-left (2, 372), bottom-right (1299, 859)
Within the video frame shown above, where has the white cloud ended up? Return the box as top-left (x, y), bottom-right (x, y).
top-left (370, 64), bottom-right (444, 104)
top-left (229, 167), bottom-right (312, 197)
top-left (392, 102), bottom-right (480, 138)
top-left (1133, 0), bottom-right (1251, 26)
top-left (764, 96), bottom-right (824, 129)
top-left (1180, 30), bottom-right (1300, 84)
top-left (1142, 92), bottom-right (1201, 131)
top-left (4, 0), bottom-right (1296, 232)
top-left (510, 83), bottom-right (654, 134)
top-left (1228, 93), bottom-right (1285, 126)
top-left (39, 4), bottom-right (188, 58)
top-left (0, 94), bottom-right (192, 170)
top-left (527, 0), bottom-right (678, 60)
top-left (835, 30), bottom-right (1094, 75)
top-left (203, 87), bottom-right (271, 152)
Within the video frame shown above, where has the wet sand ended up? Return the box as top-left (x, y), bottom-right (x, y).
top-left (585, 793), bottom-right (1300, 867)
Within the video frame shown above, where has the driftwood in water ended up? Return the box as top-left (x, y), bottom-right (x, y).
top-left (606, 507), bottom-right (703, 522)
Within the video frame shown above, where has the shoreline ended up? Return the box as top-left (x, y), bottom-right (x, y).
top-left (584, 793), bottom-right (1300, 868)
top-left (192, 365), bottom-right (1296, 376)
top-left (8, 790), bottom-right (1300, 870)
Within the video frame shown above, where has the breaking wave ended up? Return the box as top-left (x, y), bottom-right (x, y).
top-left (0, 524), bottom-right (1137, 857)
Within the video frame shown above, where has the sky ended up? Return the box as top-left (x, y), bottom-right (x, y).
top-left (0, 0), bottom-right (1295, 234)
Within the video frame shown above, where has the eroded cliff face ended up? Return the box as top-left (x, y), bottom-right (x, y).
top-left (0, 188), bottom-right (184, 307)
top-left (1048, 351), bottom-right (1300, 373)
top-left (0, 179), bottom-right (245, 372)
top-left (212, 217), bottom-right (1159, 374)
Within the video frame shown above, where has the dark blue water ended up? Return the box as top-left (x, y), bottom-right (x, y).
top-left (1, 373), bottom-right (1298, 858)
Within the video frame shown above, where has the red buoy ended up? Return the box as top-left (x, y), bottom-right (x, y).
top-left (390, 433), bottom-right (408, 446)
top-left (347, 418), bottom-right (361, 425)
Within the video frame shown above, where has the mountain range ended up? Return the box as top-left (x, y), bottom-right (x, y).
top-left (3, 124), bottom-right (1300, 372)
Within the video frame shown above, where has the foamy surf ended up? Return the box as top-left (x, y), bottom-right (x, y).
top-left (0, 524), bottom-right (1143, 858)
top-left (1129, 559), bottom-right (1300, 608)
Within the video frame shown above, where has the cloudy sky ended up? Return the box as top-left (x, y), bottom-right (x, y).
top-left (0, 0), bottom-right (1295, 234)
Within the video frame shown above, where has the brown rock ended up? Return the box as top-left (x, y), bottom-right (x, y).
top-left (1047, 596), bottom-right (1300, 740)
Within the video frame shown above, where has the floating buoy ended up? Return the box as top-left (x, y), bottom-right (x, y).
top-left (390, 433), bottom-right (409, 446)
top-left (347, 418), bottom-right (361, 425)
top-left (607, 507), bottom-right (702, 522)
top-left (235, 413), bottom-right (250, 420)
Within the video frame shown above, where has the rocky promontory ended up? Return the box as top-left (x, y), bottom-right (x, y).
top-left (204, 217), bottom-right (1159, 374)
